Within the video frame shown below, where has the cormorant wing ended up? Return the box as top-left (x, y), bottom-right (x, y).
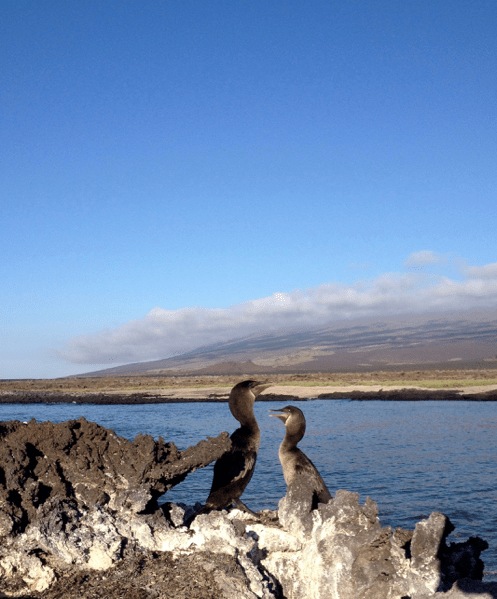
top-left (209, 446), bottom-right (256, 493)
top-left (293, 450), bottom-right (332, 504)
top-left (204, 425), bottom-right (260, 510)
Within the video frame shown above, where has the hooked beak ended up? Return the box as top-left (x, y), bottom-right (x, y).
top-left (269, 408), bottom-right (288, 423)
top-left (252, 382), bottom-right (273, 395)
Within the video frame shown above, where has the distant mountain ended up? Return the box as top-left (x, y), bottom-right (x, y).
top-left (80, 308), bottom-right (497, 376)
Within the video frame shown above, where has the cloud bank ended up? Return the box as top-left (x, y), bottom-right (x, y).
top-left (57, 253), bottom-right (497, 365)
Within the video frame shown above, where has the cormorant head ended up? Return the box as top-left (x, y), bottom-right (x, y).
top-left (229, 380), bottom-right (273, 423)
top-left (230, 380), bottom-right (273, 397)
top-left (269, 405), bottom-right (306, 439)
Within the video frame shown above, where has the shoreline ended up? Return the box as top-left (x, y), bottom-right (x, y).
top-left (2, 383), bottom-right (497, 404)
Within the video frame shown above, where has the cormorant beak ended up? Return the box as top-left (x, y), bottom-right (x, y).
top-left (252, 382), bottom-right (273, 395)
top-left (269, 408), bottom-right (289, 424)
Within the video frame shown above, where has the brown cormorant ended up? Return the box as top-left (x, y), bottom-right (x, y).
top-left (185, 380), bottom-right (272, 525)
top-left (270, 405), bottom-right (332, 507)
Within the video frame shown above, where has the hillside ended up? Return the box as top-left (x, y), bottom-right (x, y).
top-left (81, 308), bottom-right (497, 377)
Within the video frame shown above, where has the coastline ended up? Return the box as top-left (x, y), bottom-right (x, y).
top-left (2, 383), bottom-right (497, 404)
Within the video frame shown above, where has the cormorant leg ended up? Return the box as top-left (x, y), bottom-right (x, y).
top-left (233, 499), bottom-right (259, 517)
top-left (183, 505), bottom-right (210, 528)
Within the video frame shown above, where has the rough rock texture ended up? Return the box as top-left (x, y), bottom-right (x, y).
top-left (0, 418), bottom-right (230, 594)
top-left (252, 488), bottom-right (491, 599)
top-left (0, 417), bottom-right (230, 524)
top-left (0, 419), bottom-right (495, 599)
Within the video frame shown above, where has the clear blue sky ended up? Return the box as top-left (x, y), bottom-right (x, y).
top-left (1, 1), bottom-right (496, 378)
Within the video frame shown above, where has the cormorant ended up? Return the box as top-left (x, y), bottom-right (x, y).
top-left (270, 405), bottom-right (332, 507)
top-left (186, 380), bottom-right (272, 525)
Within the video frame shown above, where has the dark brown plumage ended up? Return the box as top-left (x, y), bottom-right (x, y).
top-left (270, 405), bottom-right (332, 507)
top-left (186, 380), bottom-right (272, 525)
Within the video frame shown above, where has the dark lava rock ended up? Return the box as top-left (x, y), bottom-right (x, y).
top-left (257, 393), bottom-right (302, 402)
top-left (0, 391), bottom-right (308, 404)
top-left (317, 388), bottom-right (497, 401)
top-left (0, 392), bottom-right (181, 404)
top-left (0, 417), bottom-right (230, 536)
top-left (317, 388), bottom-right (463, 401)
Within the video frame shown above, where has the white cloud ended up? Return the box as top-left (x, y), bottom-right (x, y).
top-left (464, 261), bottom-right (497, 279)
top-left (403, 250), bottom-right (446, 268)
top-left (56, 256), bottom-right (497, 366)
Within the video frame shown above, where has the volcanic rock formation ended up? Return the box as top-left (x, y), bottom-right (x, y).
top-left (0, 418), bottom-right (494, 599)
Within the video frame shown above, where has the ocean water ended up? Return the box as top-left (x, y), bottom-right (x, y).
top-left (1, 399), bottom-right (496, 580)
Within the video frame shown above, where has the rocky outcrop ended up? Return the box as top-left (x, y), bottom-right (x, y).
top-left (0, 417), bottom-right (230, 523)
top-left (259, 487), bottom-right (490, 599)
top-left (0, 419), bottom-right (495, 599)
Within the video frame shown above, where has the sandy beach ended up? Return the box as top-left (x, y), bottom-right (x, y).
top-left (121, 383), bottom-right (497, 400)
top-left (2, 371), bottom-right (497, 403)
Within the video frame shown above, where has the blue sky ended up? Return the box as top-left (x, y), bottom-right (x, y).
top-left (1, 1), bottom-right (496, 379)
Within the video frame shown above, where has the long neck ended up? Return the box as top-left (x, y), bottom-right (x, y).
top-left (230, 393), bottom-right (258, 431)
top-left (281, 428), bottom-right (304, 452)
top-left (238, 409), bottom-right (259, 437)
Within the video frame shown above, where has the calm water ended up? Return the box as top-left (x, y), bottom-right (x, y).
top-left (1, 400), bottom-right (496, 580)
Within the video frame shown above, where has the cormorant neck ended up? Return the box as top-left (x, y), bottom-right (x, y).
top-left (230, 393), bottom-right (258, 430)
top-left (241, 418), bottom-right (260, 438)
top-left (281, 429), bottom-right (304, 451)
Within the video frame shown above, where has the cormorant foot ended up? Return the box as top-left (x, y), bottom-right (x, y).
top-left (233, 499), bottom-right (259, 517)
top-left (183, 505), bottom-right (210, 528)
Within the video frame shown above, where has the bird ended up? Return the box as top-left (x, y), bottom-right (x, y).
top-left (269, 405), bottom-right (332, 508)
top-left (185, 380), bottom-right (272, 525)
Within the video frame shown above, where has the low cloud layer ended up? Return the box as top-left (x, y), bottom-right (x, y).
top-left (57, 253), bottom-right (497, 365)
